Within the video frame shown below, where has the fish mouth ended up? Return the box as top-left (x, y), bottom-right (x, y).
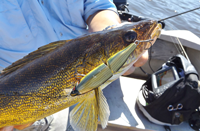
top-left (152, 23), bottom-right (162, 37)
top-left (70, 22), bottom-right (163, 96)
top-left (142, 22), bottom-right (162, 50)
top-left (150, 23), bottom-right (162, 44)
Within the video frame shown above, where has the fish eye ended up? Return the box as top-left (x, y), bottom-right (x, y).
top-left (124, 30), bottom-right (137, 43)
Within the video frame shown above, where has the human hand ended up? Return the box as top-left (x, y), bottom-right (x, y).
top-left (0, 123), bottom-right (33, 131)
top-left (102, 22), bottom-right (149, 76)
top-left (0, 126), bottom-right (14, 131)
top-left (123, 50), bottom-right (149, 76)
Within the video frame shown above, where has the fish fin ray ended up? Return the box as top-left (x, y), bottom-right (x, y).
top-left (97, 87), bottom-right (110, 129)
top-left (0, 40), bottom-right (71, 77)
top-left (70, 90), bottom-right (98, 131)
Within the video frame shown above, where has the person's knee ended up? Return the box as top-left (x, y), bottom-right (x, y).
top-left (134, 50), bottom-right (149, 67)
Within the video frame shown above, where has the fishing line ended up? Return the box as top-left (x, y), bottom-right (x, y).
top-left (169, 35), bottom-right (182, 55)
top-left (148, 41), bottom-right (155, 73)
top-left (175, 37), bottom-right (191, 63)
top-left (173, 36), bottom-right (191, 63)
top-left (158, 6), bottom-right (200, 22)
top-left (156, 6), bottom-right (200, 64)
top-left (165, 23), bottom-right (182, 55)
top-left (167, 23), bottom-right (191, 63)
top-left (139, 35), bottom-right (156, 76)
top-left (129, 6), bottom-right (199, 76)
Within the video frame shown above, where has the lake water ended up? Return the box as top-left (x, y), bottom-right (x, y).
top-left (127, 0), bottom-right (200, 37)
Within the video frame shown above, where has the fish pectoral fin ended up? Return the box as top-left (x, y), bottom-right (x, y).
top-left (75, 63), bottom-right (113, 94)
top-left (1, 39), bottom-right (72, 77)
top-left (70, 90), bottom-right (98, 131)
top-left (70, 87), bottom-right (110, 131)
top-left (107, 41), bottom-right (137, 73)
top-left (97, 87), bottom-right (110, 129)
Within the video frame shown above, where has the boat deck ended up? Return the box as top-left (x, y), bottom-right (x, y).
top-left (101, 76), bottom-right (194, 131)
top-left (129, 30), bottom-right (200, 80)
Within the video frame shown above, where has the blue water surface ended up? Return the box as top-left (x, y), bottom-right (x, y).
top-left (128, 0), bottom-right (200, 37)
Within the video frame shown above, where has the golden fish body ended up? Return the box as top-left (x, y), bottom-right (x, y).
top-left (73, 21), bottom-right (162, 95)
top-left (0, 20), bottom-right (162, 130)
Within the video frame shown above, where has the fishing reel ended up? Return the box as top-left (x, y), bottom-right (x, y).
top-left (113, 0), bottom-right (165, 29)
top-left (113, 0), bottom-right (128, 11)
top-left (113, 0), bottom-right (147, 22)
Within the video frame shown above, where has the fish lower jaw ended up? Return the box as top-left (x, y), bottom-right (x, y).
top-left (151, 23), bottom-right (162, 39)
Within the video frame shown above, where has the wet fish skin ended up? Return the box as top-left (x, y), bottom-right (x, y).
top-left (0, 22), bottom-right (133, 128)
top-left (0, 20), bottom-right (161, 130)
top-left (70, 20), bottom-right (162, 131)
top-left (74, 20), bottom-right (162, 95)
top-left (69, 20), bottom-right (162, 131)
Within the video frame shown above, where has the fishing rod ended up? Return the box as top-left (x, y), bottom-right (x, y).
top-left (116, 4), bottom-right (200, 74)
top-left (149, 6), bottom-right (200, 65)
top-left (148, 7), bottom-right (200, 72)
top-left (158, 6), bottom-right (200, 22)
top-left (158, 7), bottom-right (200, 64)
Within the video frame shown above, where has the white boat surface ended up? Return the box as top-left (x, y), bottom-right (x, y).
top-left (100, 30), bottom-right (200, 131)
top-left (130, 29), bottom-right (200, 79)
top-left (102, 76), bottom-right (195, 131)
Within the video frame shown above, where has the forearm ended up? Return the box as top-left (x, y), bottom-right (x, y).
top-left (87, 10), bottom-right (121, 33)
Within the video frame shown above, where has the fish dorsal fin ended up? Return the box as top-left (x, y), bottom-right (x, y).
top-left (70, 87), bottom-right (110, 131)
top-left (70, 90), bottom-right (98, 131)
top-left (0, 40), bottom-right (71, 77)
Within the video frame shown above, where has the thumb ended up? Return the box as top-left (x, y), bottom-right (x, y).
top-left (0, 126), bottom-right (14, 131)
top-left (14, 123), bottom-right (34, 130)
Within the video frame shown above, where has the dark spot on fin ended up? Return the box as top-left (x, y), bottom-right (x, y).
top-left (70, 87), bottom-right (80, 96)
top-left (70, 90), bottom-right (98, 131)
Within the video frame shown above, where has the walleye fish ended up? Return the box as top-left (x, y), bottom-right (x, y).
top-left (0, 20), bottom-right (162, 131)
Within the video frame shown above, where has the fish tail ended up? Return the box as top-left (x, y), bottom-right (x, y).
top-left (70, 87), bottom-right (110, 131)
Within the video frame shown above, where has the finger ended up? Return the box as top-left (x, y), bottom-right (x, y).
top-left (123, 66), bottom-right (135, 76)
top-left (0, 126), bottom-right (14, 131)
top-left (14, 123), bottom-right (33, 130)
top-left (134, 50), bottom-right (149, 67)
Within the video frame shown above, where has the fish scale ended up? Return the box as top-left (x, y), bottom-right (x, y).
top-left (0, 20), bottom-right (162, 130)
